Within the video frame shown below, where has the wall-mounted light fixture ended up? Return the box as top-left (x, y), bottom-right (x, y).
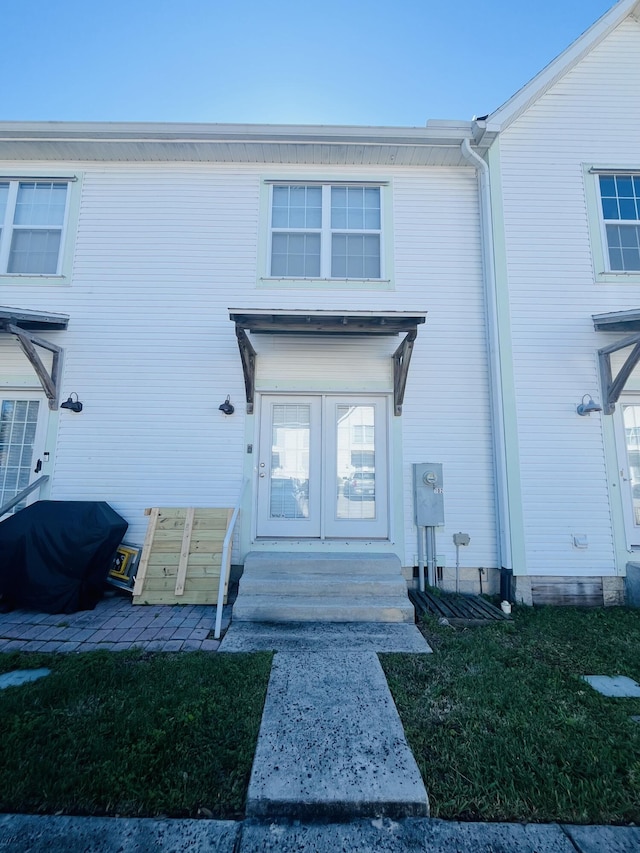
top-left (576, 394), bottom-right (602, 416)
top-left (219, 395), bottom-right (234, 416)
top-left (60, 392), bottom-right (83, 413)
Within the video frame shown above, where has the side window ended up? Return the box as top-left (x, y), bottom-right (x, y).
top-left (0, 181), bottom-right (71, 276)
top-left (269, 184), bottom-right (382, 280)
top-left (598, 174), bottom-right (640, 273)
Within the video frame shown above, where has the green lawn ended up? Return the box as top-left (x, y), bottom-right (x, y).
top-left (2, 609), bottom-right (639, 825)
top-left (381, 606), bottom-right (640, 825)
top-left (0, 650), bottom-right (271, 819)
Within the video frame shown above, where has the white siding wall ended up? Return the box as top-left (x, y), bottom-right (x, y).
top-left (394, 171), bottom-right (496, 569)
top-left (256, 335), bottom-right (394, 391)
top-left (0, 338), bottom-right (46, 387)
top-left (499, 17), bottom-right (640, 575)
top-left (0, 161), bottom-right (495, 567)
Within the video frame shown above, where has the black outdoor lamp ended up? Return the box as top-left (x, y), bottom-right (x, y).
top-left (219, 395), bottom-right (234, 415)
top-left (60, 392), bottom-right (83, 413)
top-left (576, 394), bottom-right (602, 416)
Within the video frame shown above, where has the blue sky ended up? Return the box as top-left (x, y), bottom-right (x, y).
top-left (2, 0), bottom-right (616, 126)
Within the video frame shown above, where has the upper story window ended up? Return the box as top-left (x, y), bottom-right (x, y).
top-left (0, 181), bottom-right (70, 275)
top-left (599, 174), bottom-right (640, 272)
top-left (269, 184), bottom-right (382, 279)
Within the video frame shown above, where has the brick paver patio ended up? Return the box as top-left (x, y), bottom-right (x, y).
top-left (0, 591), bottom-right (233, 654)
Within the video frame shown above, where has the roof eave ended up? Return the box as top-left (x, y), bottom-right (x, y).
top-left (0, 120), bottom-right (495, 166)
top-left (0, 120), bottom-right (476, 145)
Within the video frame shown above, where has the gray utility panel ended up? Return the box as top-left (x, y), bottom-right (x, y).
top-left (413, 463), bottom-right (444, 527)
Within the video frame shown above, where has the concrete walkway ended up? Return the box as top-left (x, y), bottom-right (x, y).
top-left (1, 814), bottom-right (639, 852)
top-left (221, 623), bottom-right (432, 819)
top-left (246, 651), bottom-right (429, 819)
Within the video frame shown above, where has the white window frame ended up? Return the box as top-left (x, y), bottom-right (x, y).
top-left (0, 178), bottom-right (73, 277)
top-left (267, 182), bottom-right (385, 281)
top-left (586, 166), bottom-right (640, 282)
top-left (596, 173), bottom-right (640, 273)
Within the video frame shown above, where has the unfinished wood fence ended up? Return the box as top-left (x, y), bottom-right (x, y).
top-left (132, 507), bottom-right (233, 606)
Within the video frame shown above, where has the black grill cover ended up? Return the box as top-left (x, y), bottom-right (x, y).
top-left (0, 501), bottom-right (128, 613)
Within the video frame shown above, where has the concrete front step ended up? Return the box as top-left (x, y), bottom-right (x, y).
top-left (232, 594), bottom-right (415, 623)
top-left (242, 551), bottom-right (403, 576)
top-left (234, 551), bottom-right (415, 624)
top-left (238, 574), bottom-right (408, 598)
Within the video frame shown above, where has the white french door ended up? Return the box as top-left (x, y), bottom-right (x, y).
top-left (0, 393), bottom-right (47, 516)
top-left (256, 394), bottom-right (389, 539)
top-left (616, 398), bottom-right (640, 548)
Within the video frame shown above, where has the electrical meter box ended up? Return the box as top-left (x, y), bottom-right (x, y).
top-left (413, 463), bottom-right (444, 526)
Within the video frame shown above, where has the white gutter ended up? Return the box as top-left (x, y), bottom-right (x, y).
top-left (460, 138), bottom-right (512, 571)
top-left (0, 120), bottom-right (479, 146)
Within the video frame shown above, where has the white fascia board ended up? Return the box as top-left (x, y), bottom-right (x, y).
top-left (487, 0), bottom-right (640, 132)
top-left (0, 120), bottom-right (476, 147)
top-left (229, 308), bottom-right (428, 318)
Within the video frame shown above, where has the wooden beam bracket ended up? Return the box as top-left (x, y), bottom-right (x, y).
top-left (3, 322), bottom-right (64, 410)
top-left (392, 329), bottom-right (417, 416)
top-left (598, 332), bottom-right (640, 414)
top-left (236, 325), bottom-right (257, 414)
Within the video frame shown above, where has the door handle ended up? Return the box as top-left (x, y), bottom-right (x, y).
top-left (34, 459), bottom-right (42, 474)
top-left (259, 473), bottom-right (265, 478)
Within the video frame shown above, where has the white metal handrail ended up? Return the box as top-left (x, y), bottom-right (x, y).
top-left (214, 478), bottom-right (249, 640)
top-left (0, 475), bottom-right (49, 519)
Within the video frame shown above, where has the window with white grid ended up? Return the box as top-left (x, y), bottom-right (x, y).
top-left (598, 174), bottom-right (640, 272)
top-left (269, 184), bottom-right (382, 279)
top-left (0, 181), bottom-right (70, 274)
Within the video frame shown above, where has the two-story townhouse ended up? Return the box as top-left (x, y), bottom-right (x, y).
top-left (0, 123), bottom-right (501, 616)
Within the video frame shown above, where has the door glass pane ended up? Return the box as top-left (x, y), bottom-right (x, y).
top-left (335, 405), bottom-right (376, 520)
top-left (269, 404), bottom-right (310, 519)
top-left (623, 405), bottom-right (640, 525)
top-left (0, 399), bottom-right (39, 514)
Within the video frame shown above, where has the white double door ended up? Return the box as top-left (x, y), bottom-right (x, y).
top-left (256, 395), bottom-right (389, 539)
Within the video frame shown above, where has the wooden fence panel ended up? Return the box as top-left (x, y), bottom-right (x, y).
top-left (133, 507), bottom-right (233, 606)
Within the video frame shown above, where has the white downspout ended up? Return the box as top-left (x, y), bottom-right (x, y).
top-left (460, 138), bottom-right (512, 572)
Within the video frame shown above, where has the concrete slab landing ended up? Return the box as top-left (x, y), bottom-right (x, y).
top-left (219, 621), bottom-right (432, 653)
top-left (246, 651), bottom-right (429, 820)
